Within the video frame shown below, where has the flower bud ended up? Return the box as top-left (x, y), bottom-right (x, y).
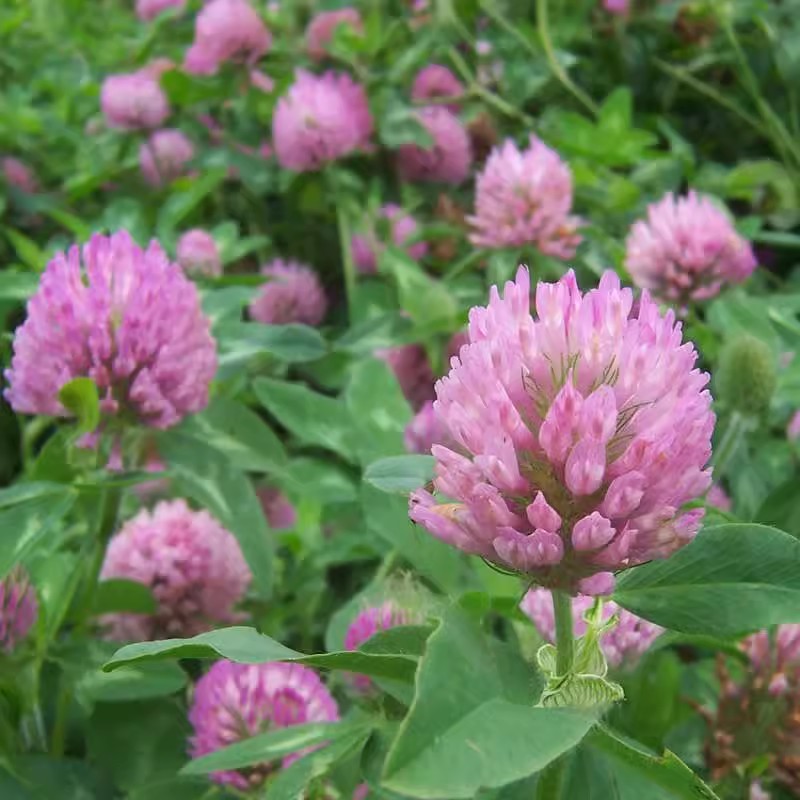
top-left (716, 334), bottom-right (776, 417)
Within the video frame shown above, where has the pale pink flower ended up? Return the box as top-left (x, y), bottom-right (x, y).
top-left (396, 107), bottom-right (472, 184)
top-left (603, 0), bottom-right (630, 14)
top-left (305, 8), bottom-right (364, 61)
top-left (249, 259), bottom-right (327, 326)
top-left (100, 499), bottom-right (251, 641)
top-left (183, 0), bottom-right (271, 76)
top-left (249, 69), bottom-right (275, 93)
top-left (788, 411), bottom-right (800, 441)
top-left (468, 136), bottom-right (581, 258)
top-left (446, 329), bottom-right (469, 362)
top-left (409, 267), bottom-right (714, 594)
top-left (707, 484), bottom-right (731, 512)
top-left (749, 782), bottom-right (770, 800)
top-left (344, 603), bottom-right (413, 693)
top-left (177, 229), bottom-right (222, 277)
top-left (139, 129), bottom-right (194, 186)
top-left (257, 487), bottom-right (297, 530)
top-left (404, 400), bottom-right (453, 454)
top-left (5, 231), bottom-right (216, 429)
top-left (140, 58), bottom-right (176, 80)
top-left (375, 344), bottom-right (435, 411)
top-left (625, 191), bottom-right (757, 304)
top-left (0, 568), bottom-right (37, 653)
top-left (411, 64), bottom-right (464, 113)
top-left (521, 588), bottom-right (662, 668)
top-left (351, 204), bottom-right (428, 274)
top-left (189, 660), bottom-right (338, 789)
top-left (2, 157), bottom-right (38, 193)
top-left (743, 625), bottom-right (800, 676)
top-left (100, 72), bottom-right (170, 130)
top-left (273, 70), bottom-right (373, 172)
top-left (136, 0), bottom-right (186, 21)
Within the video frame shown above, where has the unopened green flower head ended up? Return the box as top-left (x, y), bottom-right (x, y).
top-left (716, 334), bottom-right (776, 417)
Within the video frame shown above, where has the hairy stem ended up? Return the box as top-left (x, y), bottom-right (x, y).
top-left (552, 590), bottom-right (574, 676)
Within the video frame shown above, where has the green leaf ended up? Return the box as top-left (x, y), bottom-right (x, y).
top-left (364, 455), bottom-right (435, 493)
top-left (216, 321), bottom-right (328, 372)
top-left (254, 377), bottom-right (358, 463)
top-left (0, 270), bottom-right (38, 300)
top-left (127, 778), bottom-right (211, 800)
top-left (361, 482), bottom-right (469, 594)
top-left (382, 248), bottom-right (458, 330)
top-left (182, 721), bottom-right (360, 775)
top-left (156, 167), bottom-right (227, 239)
top-left (201, 285), bottom-right (253, 326)
top-left (0, 481), bottom-right (68, 509)
top-left (3, 227), bottom-right (46, 271)
top-left (78, 661), bottom-right (187, 703)
top-left (0, 492), bottom-right (76, 580)
top-left (345, 359), bottom-right (411, 464)
top-left (181, 395), bottom-right (287, 474)
top-left (157, 431), bottom-right (273, 598)
top-left (614, 523), bottom-right (800, 635)
top-left (377, 103), bottom-right (435, 149)
top-left (586, 726), bottom-right (719, 800)
top-left (58, 377), bottom-right (100, 435)
top-left (91, 579), bottom-right (157, 616)
top-left (267, 725), bottom-right (373, 800)
top-left (281, 457), bottom-right (358, 504)
top-left (87, 700), bottom-right (191, 792)
top-left (0, 756), bottom-right (111, 800)
top-left (381, 607), bottom-right (592, 798)
top-left (103, 626), bottom-right (418, 685)
top-left (540, 675), bottom-right (624, 709)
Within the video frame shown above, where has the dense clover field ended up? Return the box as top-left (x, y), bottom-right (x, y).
top-left (2, 1), bottom-right (800, 798)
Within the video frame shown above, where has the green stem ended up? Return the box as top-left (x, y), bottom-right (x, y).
top-left (534, 0), bottom-right (598, 117)
top-left (52, 485), bottom-right (122, 756)
top-left (552, 590), bottom-right (574, 677)
top-left (535, 756), bottom-right (567, 800)
top-left (50, 684), bottom-right (72, 757)
top-left (447, 47), bottom-right (535, 126)
top-left (334, 200), bottom-right (357, 324)
top-left (653, 57), bottom-right (771, 141)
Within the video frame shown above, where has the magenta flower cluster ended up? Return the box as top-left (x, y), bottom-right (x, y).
top-left (0, 569), bottom-right (37, 653)
top-left (184, 0), bottom-right (271, 76)
top-left (100, 499), bottom-right (251, 641)
top-left (375, 344), bottom-right (436, 411)
top-left (136, 0), bottom-right (186, 21)
top-left (249, 259), bottom-right (328, 327)
top-left (351, 204), bottom-right (428, 274)
top-left (101, 71), bottom-right (170, 131)
top-left (273, 70), bottom-right (373, 173)
top-left (743, 625), bottom-right (800, 681)
top-left (177, 229), bottom-right (222, 277)
top-left (2, 157), bottom-right (38, 194)
top-left (5, 232), bottom-right (216, 430)
top-left (397, 106), bottom-right (472, 185)
top-left (344, 603), bottom-right (413, 693)
top-left (189, 660), bottom-right (338, 789)
top-left (469, 136), bottom-right (582, 258)
top-left (520, 588), bottom-right (662, 668)
top-left (140, 129), bottom-right (195, 186)
top-left (410, 267), bottom-right (714, 595)
top-left (305, 8), bottom-right (364, 61)
top-left (257, 486), bottom-right (297, 530)
top-left (404, 400), bottom-right (453, 454)
top-left (411, 64), bottom-right (464, 113)
top-left (625, 191), bottom-right (757, 304)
